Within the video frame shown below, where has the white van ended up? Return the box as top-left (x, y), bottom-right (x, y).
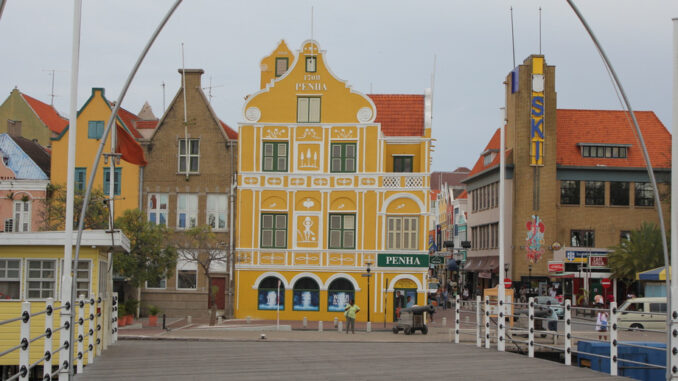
top-left (617, 297), bottom-right (667, 331)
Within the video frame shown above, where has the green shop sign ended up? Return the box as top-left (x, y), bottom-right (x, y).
top-left (429, 256), bottom-right (444, 265)
top-left (378, 254), bottom-right (429, 267)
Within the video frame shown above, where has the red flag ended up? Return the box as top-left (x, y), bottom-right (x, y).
top-left (116, 124), bottom-right (147, 166)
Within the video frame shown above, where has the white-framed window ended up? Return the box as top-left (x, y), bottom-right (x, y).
top-left (148, 193), bottom-right (169, 226)
top-left (27, 259), bottom-right (56, 299)
top-left (99, 260), bottom-right (108, 295)
top-left (177, 194), bottom-right (198, 230)
top-left (176, 259), bottom-right (197, 290)
top-left (60, 259), bottom-right (91, 298)
top-left (178, 138), bottom-right (200, 174)
top-left (0, 259), bottom-right (21, 300)
top-left (13, 200), bottom-right (31, 232)
top-left (146, 277), bottom-right (167, 289)
top-left (386, 216), bottom-right (419, 250)
top-left (207, 194), bottom-right (227, 231)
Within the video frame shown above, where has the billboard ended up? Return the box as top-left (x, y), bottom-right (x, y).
top-left (293, 290), bottom-right (319, 311)
top-left (258, 289), bottom-right (284, 310)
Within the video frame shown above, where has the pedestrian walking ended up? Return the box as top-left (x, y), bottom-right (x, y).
top-left (442, 289), bottom-right (449, 310)
top-left (344, 299), bottom-right (360, 334)
top-left (595, 303), bottom-right (608, 341)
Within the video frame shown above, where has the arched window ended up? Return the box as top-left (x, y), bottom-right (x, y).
top-left (258, 276), bottom-right (284, 310)
top-left (293, 277), bottom-right (319, 311)
top-left (327, 278), bottom-right (354, 312)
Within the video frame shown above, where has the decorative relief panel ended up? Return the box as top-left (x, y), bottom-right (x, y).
top-left (331, 127), bottom-right (357, 140)
top-left (360, 177), bottom-right (377, 186)
top-left (259, 253), bottom-right (286, 265)
top-left (244, 177), bottom-right (259, 185)
top-left (297, 144), bottom-right (321, 171)
top-left (312, 177), bottom-right (329, 187)
top-left (296, 127), bottom-right (323, 141)
top-left (295, 215), bottom-right (320, 249)
top-left (293, 253), bottom-right (321, 266)
top-left (405, 176), bottom-right (424, 188)
top-left (328, 253), bottom-right (356, 266)
top-left (263, 126), bottom-right (288, 139)
top-left (295, 196), bottom-right (321, 211)
top-left (289, 176), bottom-right (306, 187)
top-left (267, 177), bottom-right (283, 186)
top-left (335, 177), bottom-right (353, 187)
top-left (382, 176), bottom-right (401, 188)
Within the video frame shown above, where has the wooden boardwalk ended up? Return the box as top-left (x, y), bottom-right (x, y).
top-left (75, 340), bottom-right (623, 380)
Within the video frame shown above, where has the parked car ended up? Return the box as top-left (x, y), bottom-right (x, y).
top-left (617, 297), bottom-right (667, 331)
top-left (533, 296), bottom-right (564, 319)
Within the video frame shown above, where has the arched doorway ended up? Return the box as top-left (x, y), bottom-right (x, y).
top-left (327, 278), bottom-right (354, 312)
top-left (258, 276), bottom-right (284, 310)
top-left (393, 278), bottom-right (418, 321)
top-left (293, 277), bottom-right (319, 311)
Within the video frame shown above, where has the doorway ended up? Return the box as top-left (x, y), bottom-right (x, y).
top-left (210, 277), bottom-right (226, 310)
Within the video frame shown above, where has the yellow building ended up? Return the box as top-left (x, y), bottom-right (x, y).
top-left (235, 40), bottom-right (432, 323)
top-left (0, 230), bottom-right (128, 369)
top-left (51, 88), bottom-right (146, 218)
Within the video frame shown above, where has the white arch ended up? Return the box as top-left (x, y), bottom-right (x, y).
top-left (381, 193), bottom-right (425, 214)
top-left (387, 274), bottom-right (424, 292)
top-left (324, 273), bottom-right (361, 292)
top-left (289, 272), bottom-right (325, 290)
top-left (251, 272), bottom-right (289, 289)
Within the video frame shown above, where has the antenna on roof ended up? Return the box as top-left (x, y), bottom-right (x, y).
top-left (310, 6), bottom-right (314, 40)
top-left (431, 54), bottom-right (437, 114)
top-left (42, 69), bottom-right (65, 106)
top-left (539, 7), bottom-right (542, 54)
top-left (161, 81), bottom-right (166, 114)
top-left (510, 6), bottom-right (516, 68)
top-left (202, 75), bottom-right (223, 104)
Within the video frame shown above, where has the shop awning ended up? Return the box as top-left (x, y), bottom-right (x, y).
top-left (637, 266), bottom-right (671, 281)
top-left (462, 256), bottom-right (498, 272)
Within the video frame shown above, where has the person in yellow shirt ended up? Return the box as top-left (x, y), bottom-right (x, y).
top-left (344, 300), bottom-right (360, 334)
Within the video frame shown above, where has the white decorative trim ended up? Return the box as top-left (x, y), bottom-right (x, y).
top-left (387, 274), bottom-right (424, 292)
top-left (251, 271), bottom-right (290, 289)
top-left (325, 273), bottom-right (361, 291)
top-left (382, 193), bottom-right (425, 213)
top-left (245, 107), bottom-right (261, 122)
top-left (289, 272), bottom-right (326, 290)
top-left (357, 107), bottom-right (373, 123)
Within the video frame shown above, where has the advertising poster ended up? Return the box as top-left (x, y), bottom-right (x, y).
top-left (327, 291), bottom-right (353, 312)
top-left (258, 289), bottom-right (284, 310)
top-left (293, 290), bottom-right (319, 311)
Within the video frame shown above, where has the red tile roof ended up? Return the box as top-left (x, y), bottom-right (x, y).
top-left (430, 190), bottom-right (440, 200)
top-left (220, 120), bottom-right (238, 139)
top-left (457, 190), bottom-right (468, 199)
top-left (557, 109), bottom-right (671, 168)
top-left (20, 93), bottom-right (68, 134)
top-left (368, 94), bottom-right (425, 136)
top-left (430, 170), bottom-right (470, 190)
top-left (135, 120), bottom-right (158, 130)
top-left (114, 106), bottom-right (143, 139)
top-left (467, 128), bottom-right (512, 178)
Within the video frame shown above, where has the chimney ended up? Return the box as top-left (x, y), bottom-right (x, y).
top-left (7, 120), bottom-right (21, 137)
top-left (178, 69), bottom-right (204, 91)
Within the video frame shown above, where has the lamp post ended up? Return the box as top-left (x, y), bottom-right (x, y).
top-left (363, 262), bottom-right (373, 323)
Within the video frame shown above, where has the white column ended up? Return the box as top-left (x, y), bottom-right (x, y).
top-left (77, 295), bottom-right (84, 374)
top-left (497, 109), bottom-right (506, 352)
top-left (609, 302), bottom-right (618, 376)
top-left (528, 297), bottom-right (535, 358)
top-left (19, 301), bottom-right (30, 381)
top-left (44, 298), bottom-right (54, 380)
top-left (484, 295), bottom-right (490, 349)
top-left (454, 294), bottom-right (460, 344)
top-left (476, 295), bottom-right (481, 347)
top-left (88, 296), bottom-right (95, 364)
top-left (564, 299), bottom-right (572, 366)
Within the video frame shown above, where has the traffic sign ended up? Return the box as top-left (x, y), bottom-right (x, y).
top-left (601, 278), bottom-right (611, 289)
top-left (503, 278), bottom-right (512, 289)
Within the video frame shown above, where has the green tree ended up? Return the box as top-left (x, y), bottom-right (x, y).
top-left (114, 208), bottom-right (177, 291)
top-left (174, 224), bottom-right (227, 326)
top-left (40, 183), bottom-right (109, 230)
top-left (608, 222), bottom-right (668, 283)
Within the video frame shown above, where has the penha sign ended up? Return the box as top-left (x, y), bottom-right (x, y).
top-left (378, 254), bottom-right (429, 268)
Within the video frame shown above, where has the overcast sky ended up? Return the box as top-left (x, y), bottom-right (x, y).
top-left (1, 1), bottom-right (676, 171)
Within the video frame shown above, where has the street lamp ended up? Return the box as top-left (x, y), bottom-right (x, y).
top-left (363, 262), bottom-right (373, 323)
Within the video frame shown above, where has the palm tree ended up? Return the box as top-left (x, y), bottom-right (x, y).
top-left (608, 222), bottom-right (668, 284)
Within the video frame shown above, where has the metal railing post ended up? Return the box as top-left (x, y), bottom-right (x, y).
top-left (112, 293), bottom-right (118, 344)
top-left (77, 295), bottom-right (84, 374)
top-left (528, 297), bottom-right (535, 358)
top-left (476, 295), bottom-right (481, 347)
top-left (59, 300), bottom-right (71, 380)
top-left (96, 296), bottom-right (102, 356)
top-left (44, 298), bottom-right (54, 380)
top-left (484, 296), bottom-right (490, 349)
top-left (564, 299), bottom-right (572, 366)
top-left (19, 301), bottom-right (30, 381)
top-left (455, 294), bottom-right (460, 344)
top-left (498, 295), bottom-right (505, 352)
top-left (609, 302), bottom-right (618, 376)
top-left (88, 296), bottom-right (95, 365)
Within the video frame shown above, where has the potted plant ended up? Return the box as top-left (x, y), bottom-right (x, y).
top-left (148, 305), bottom-right (160, 327)
top-left (124, 299), bottom-right (138, 325)
top-left (117, 304), bottom-right (127, 327)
